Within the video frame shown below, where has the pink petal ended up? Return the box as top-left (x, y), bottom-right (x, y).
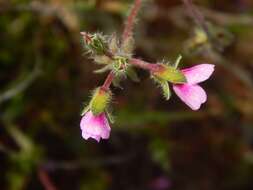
top-left (173, 84), bottom-right (207, 110)
top-left (80, 111), bottom-right (111, 142)
top-left (82, 131), bottom-right (101, 142)
top-left (181, 64), bottom-right (215, 84)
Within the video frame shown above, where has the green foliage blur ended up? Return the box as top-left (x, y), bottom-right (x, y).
top-left (1, 0), bottom-right (253, 189)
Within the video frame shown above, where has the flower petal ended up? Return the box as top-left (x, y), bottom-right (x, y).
top-left (80, 111), bottom-right (111, 142)
top-left (173, 84), bottom-right (207, 110)
top-left (182, 64), bottom-right (215, 84)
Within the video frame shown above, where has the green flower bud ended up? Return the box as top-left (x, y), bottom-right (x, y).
top-left (81, 32), bottom-right (108, 55)
top-left (90, 34), bottom-right (107, 55)
top-left (153, 65), bottom-right (186, 84)
top-left (90, 87), bottom-right (111, 115)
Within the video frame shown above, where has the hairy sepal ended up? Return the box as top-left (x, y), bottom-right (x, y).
top-left (126, 66), bottom-right (140, 82)
top-left (90, 88), bottom-right (111, 115)
top-left (152, 76), bottom-right (171, 100)
top-left (153, 65), bottom-right (186, 84)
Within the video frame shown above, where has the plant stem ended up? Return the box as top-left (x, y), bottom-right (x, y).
top-left (122, 0), bottom-right (142, 43)
top-left (101, 58), bottom-right (159, 91)
top-left (101, 71), bottom-right (115, 91)
top-left (130, 58), bottom-right (161, 72)
top-left (101, 0), bottom-right (143, 90)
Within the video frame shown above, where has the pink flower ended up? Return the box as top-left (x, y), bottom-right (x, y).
top-left (173, 64), bottom-right (215, 110)
top-left (80, 111), bottom-right (111, 142)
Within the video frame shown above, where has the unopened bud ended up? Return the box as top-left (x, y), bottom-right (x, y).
top-left (81, 32), bottom-right (107, 55)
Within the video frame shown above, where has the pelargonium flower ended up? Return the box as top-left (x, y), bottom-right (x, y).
top-left (172, 64), bottom-right (215, 110)
top-left (80, 111), bottom-right (111, 142)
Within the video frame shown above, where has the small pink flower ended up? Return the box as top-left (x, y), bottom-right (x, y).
top-left (173, 64), bottom-right (215, 110)
top-left (80, 111), bottom-right (111, 142)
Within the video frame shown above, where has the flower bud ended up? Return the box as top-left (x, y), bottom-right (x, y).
top-left (81, 32), bottom-right (107, 55)
top-left (152, 64), bottom-right (186, 84)
top-left (90, 87), bottom-right (111, 115)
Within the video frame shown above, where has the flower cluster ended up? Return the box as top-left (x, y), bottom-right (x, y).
top-left (79, 0), bottom-right (215, 142)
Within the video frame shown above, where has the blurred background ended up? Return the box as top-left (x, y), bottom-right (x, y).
top-left (1, 0), bottom-right (253, 189)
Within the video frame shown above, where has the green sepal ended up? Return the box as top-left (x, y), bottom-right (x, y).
top-left (126, 66), bottom-right (140, 82)
top-left (85, 33), bottom-right (108, 55)
top-left (112, 78), bottom-right (122, 88)
top-left (90, 88), bottom-right (111, 115)
top-left (121, 36), bottom-right (135, 54)
top-left (153, 65), bottom-right (186, 84)
top-left (173, 55), bottom-right (182, 69)
top-left (94, 55), bottom-right (112, 65)
top-left (160, 80), bottom-right (171, 100)
top-left (94, 64), bottom-right (113, 74)
top-left (152, 76), bottom-right (171, 100)
top-left (106, 111), bottom-right (115, 124)
top-left (108, 34), bottom-right (119, 54)
top-left (112, 73), bottom-right (125, 88)
top-left (80, 104), bottom-right (90, 116)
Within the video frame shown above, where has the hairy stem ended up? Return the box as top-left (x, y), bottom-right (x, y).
top-left (101, 0), bottom-right (143, 90)
top-left (101, 71), bottom-right (115, 91)
top-left (100, 58), bottom-right (159, 91)
top-left (130, 58), bottom-right (161, 72)
top-left (122, 0), bottom-right (142, 43)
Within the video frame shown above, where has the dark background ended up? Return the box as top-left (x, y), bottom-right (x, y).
top-left (1, 0), bottom-right (253, 189)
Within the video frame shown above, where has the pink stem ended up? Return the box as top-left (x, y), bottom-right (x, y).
top-left (101, 59), bottom-right (158, 91)
top-left (101, 71), bottom-right (115, 91)
top-left (101, 0), bottom-right (143, 90)
top-left (122, 0), bottom-right (142, 43)
top-left (130, 58), bottom-right (161, 72)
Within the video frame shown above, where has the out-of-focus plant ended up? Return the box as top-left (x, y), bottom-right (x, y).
top-left (3, 122), bottom-right (43, 190)
top-left (182, 0), bottom-right (253, 89)
top-left (79, 0), bottom-right (215, 142)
